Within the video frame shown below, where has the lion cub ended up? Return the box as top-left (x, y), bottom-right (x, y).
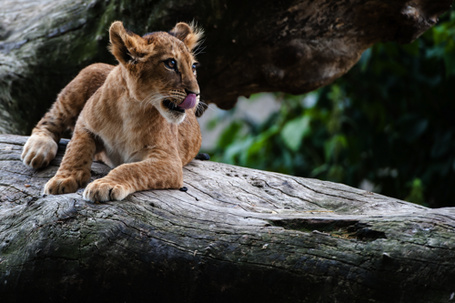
top-left (21, 21), bottom-right (203, 202)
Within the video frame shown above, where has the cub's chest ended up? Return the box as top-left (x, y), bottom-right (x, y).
top-left (96, 121), bottom-right (180, 167)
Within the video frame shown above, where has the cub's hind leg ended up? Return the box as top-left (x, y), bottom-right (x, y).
top-left (22, 63), bottom-right (113, 169)
top-left (44, 127), bottom-right (96, 195)
top-left (21, 92), bottom-right (78, 169)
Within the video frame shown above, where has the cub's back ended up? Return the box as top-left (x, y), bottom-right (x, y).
top-left (56, 63), bottom-right (115, 131)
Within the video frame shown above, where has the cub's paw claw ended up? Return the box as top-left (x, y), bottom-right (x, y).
top-left (195, 153), bottom-right (210, 161)
top-left (22, 134), bottom-right (58, 169)
top-left (44, 176), bottom-right (79, 195)
top-left (83, 179), bottom-right (130, 202)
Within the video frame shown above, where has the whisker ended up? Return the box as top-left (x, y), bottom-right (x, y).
top-left (195, 100), bottom-right (212, 117)
top-left (193, 44), bottom-right (207, 57)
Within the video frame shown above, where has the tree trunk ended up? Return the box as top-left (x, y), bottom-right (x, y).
top-left (1, 134), bottom-right (454, 302)
top-left (0, 0), bottom-right (452, 134)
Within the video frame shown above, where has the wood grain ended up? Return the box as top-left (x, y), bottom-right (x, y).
top-left (1, 134), bottom-right (454, 302)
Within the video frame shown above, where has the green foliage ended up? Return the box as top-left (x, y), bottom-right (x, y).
top-left (205, 11), bottom-right (455, 207)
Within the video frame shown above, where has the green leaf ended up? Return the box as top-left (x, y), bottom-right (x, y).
top-left (247, 125), bottom-right (279, 156)
top-left (324, 135), bottom-right (347, 162)
top-left (217, 121), bottom-right (243, 148)
top-left (280, 115), bottom-right (311, 152)
top-left (405, 178), bottom-right (426, 205)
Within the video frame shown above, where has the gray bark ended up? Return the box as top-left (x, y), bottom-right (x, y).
top-left (0, 0), bottom-right (452, 133)
top-left (1, 134), bottom-right (455, 302)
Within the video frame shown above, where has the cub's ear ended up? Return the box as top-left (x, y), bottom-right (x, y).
top-left (109, 21), bottom-right (144, 66)
top-left (169, 22), bottom-right (204, 51)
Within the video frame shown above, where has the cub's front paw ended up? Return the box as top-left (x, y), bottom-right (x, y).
top-left (44, 170), bottom-right (90, 195)
top-left (83, 179), bottom-right (130, 202)
top-left (44, 176), bottom-right (79, 195)
top-left (22, 133), bottom-right (58, 169)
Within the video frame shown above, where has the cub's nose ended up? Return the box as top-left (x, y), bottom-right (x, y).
top-left (185, 89), bottom-right (200, 96)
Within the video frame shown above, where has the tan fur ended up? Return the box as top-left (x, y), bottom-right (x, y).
top-left (21, 21), bottom-right (203, 202)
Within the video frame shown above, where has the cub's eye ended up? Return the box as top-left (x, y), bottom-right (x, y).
top-left (192, 62), bottom-right (199, 76)
top-left (164, 58), bottom-right (177, 70)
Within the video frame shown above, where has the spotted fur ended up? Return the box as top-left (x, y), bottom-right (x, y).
top-left (21, 21), bottom-right (203, 202)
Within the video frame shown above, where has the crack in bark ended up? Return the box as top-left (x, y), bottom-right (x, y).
top-left (2, 135), bottom-right (455, 301)
top-left (262, 178), bottom-right (326, 209)
top-left (269, 218), bottom-right (388, 242)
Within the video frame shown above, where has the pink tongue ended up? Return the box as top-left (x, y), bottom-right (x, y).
top-left (178, 94), bottom-right (197, 110)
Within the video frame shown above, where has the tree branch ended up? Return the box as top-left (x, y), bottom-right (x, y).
top-left (0, 0), bottom-right (452, 133)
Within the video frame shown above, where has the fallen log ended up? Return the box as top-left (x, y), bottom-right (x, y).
top-left (1, 134), bottom-right (454, 302)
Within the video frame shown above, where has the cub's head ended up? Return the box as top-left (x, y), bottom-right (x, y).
top-left (109, 21), bottom-right (203, 124)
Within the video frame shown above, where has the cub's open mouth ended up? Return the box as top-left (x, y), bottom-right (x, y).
top-left (163, 99), bottom-right (184, 113)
